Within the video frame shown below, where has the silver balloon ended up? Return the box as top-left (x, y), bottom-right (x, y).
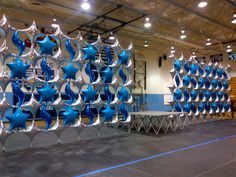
top-left (170, 69), bottom-right (175, 78)
top-left (0, 95), bottom-right (11, 118)
top-left (71, 94), bottom-right (85, 112)
top-left (92, 76), bottom-right (104, 92)
top-left (51, 94), bottom-right (66, 115)
top-left (72, 76), bottom-right (85, 92)
top-left (48, 72), bottom-right (66, 91)
top-left (22, 74), bottom-right (44, 92)
top-left (92, 94), bottom-right (105, 111)
top-left (0, 70), bottom-right (11, 93)
top-left (21, 93), bottom-right (41, 118)
top-left (124, 80), bottom-right (135, 92)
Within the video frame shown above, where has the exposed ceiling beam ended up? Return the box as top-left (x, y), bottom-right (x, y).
top-left (165, 0), bottom-right (236, 32)
top-left (105, 0), bottom-right (224, 43)
top-left (224, 0), bottom-right (236, 7)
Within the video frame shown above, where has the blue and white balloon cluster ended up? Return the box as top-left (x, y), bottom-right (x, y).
top-left (168, 54), bottom-right (231, 119)
top-left (0, 15), bottom-right (134, 133)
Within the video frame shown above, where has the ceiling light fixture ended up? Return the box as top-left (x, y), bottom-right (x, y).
top-left (192, 51), bottom-right (196, 58)
top-left (109, 32), bottom-right (115, 40)
top-left (51, 23), bottom-right (59, 28)
top-left (53, 18), bottom-right (57, 22)
top-left (226, 45), bottom-right (232, 53)
top-left (81, 0), bottom-right (91, 10)
top-left (206, 38), bottom-right (212, 46)
top-left (144, 40), bottom-right (149, 47)
top-left (198, 1), bottom-right (208, 8)
top-left (231, 12), bottom-right (236, 24)
top-left (180, 29), bottom-right (187, 39)
top-left (144, 17), bottom-right (151, 28)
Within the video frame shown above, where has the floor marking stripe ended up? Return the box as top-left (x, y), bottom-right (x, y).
top-left (76, 133), bottom-right (236, 177)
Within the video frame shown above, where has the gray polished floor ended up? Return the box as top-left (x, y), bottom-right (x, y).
top-left (0, 120), bottom-right (236, 177)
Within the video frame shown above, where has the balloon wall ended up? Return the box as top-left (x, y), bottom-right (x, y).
top-left (168, 55), bottom-right (231, 120)
top-left (0, 15), bottom-right (134, 134)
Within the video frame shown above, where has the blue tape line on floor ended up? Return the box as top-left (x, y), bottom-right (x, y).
top-left (76, 133), bottom-right (236, 177)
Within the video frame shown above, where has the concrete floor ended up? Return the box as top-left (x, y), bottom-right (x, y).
top-left (0, 120), bottom-right (236, 177)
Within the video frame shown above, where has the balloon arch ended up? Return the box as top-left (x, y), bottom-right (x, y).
top-left (0, 15), bottom-right (134, 139)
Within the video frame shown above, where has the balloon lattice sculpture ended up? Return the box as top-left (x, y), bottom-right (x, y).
top-left (0, 15), bottom-right (134, 134)
top-left (168, 54), bottom-right (231, 120)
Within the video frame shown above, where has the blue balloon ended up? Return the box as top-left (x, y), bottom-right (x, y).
top-left (42, 106), bottom-right (52, 130)
top-left (7, 57), bottom-right (30, 79)
top-left (106, 46), bottom-right (113, 65)
top-left (66, 39), bottom-right (75, 61)
top-left (190, 90), bottom-right (198, 100)
top-left (118, 86), bottom-right (129, 102)
top-left (211, 79), bottom-right (217, 88)
top-left (85, 63), bottom-right (95, 83)
top-left (119, 67), bottom-right (127, 84)
top-left (6, 108), bottom-right (30, 131)
top-left (65, 82), bottom-right (76, 104)
top-left (217, 68), bottom-right (223, 78)
top-left (12, 81), bottom-right (25, 107)
top-left (212, 92), bottom-right (217, 101)
top-left (37, 83), bottom-right (56, 102)
top-left (62, 62), bottom-right (78, 80)
top-left (174, 60), bottom-right (182, 72)
top-left (41, 58), bottom-right (53, 81)
top-left (104, 84), bottom-right (112, 103)
top-left (217, 80), bottom-right (222, 89)
top-left (175, 74), bottom-right (180, 87)
top-left (198, 65), bottom-right (204, 75)
top-left (183, 89), bottom-right (189, 101)
top-left (218, 102), bottom-right (223, 112)
top-left (198, 77), bottom-right (205, 88)
top-left (205, 78), bottom-right (210, 89)
top-left (222, 70), bottom-right (228, 79)
top-left (212, 67), bottom-right (217, 76)
top-left (218, 91), bottom-right (223, 100)
top-left (184, 61), bottom-right (189, 73)
top-left (85, 105), bottom-right (94, 125)
top-left (174, 89), bottom-right (182, 101)
top-left (118, 50), bottom-right (129, 65)
top-left (205, 90), bottom-right (211, 101)
top-left (36, 36), bottom-right (57, 56)
top-left (120, 103), bottom-right (129, 121)
top-left (183, 102), bottom-right (191, 113)
top-left (205, 66), bottom-right (212, 75)
top-left (205, 102), bottom-right (211, 111)
top-left (174, 101), bottom-right (182, 112)
top-left (224, 93), bottom-right (228, 101)
top-left (199, 90), bottom-right (204, 100)
top-left (82, 84), bottom-right (96, 103)
top-left (62, 106), bottom-right (77, 126)
top-left (211, 102), bottom-right (218, 113)
top-left (83, 44), bottom-right (97, 61)
top-left (224, 102), bottom-right (230, 111)
top-left (223, 81), bottom-right (229, 89)
top-left (191, 77), bottom-right (196, 88)
top-left (183, 75), bottom-right (191, 87)
top-left (190, 103), bottom-right (196, 113)
top-left (190, 63), bottom-right (197, 74)
top-left (198, 102), bottom-right (205, 113)
top-left (101, 105), bottom-right (115, 122)
top-left (101, 66), bottom-right (113, 83)
top-left (12, 31), bottom-right (26, 56)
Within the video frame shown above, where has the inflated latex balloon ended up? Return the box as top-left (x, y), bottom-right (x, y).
top-left (62, 62), bottom-right (78, 80)
top-left (174, 101), bottom-right (182, 112)
top-left (198, 77), bottom-right (205, 88)
top-left (37, 83), bottom-right (56, 103)
top-left (41, 58), bottom-right (53, 81)
top-left (5, 108), bottom-right (30, 131)
top-left (101, 104), bottom-right (115, 122)
top-left (190, 63), bottom-right (197, 75)
top-left (62, 106), bottom-right (77, 126)
top-left (12, 81), bottom-right (25, 107)
top-left (12, 31), bottom-right (26, 56)
top-left (105, 46), bottom-right (113, 65)
top-left (183, 75), bottom-right (191, 87)
top-left (83, 44), bottom-right (97, 61)
top-left (36, 36), bottom-right (57, 56)
top-left (183, 102), bottom-right (191, 113)
top-left (42, 106), bottom-right (52, 130)
top-left (7, 57), bottom-right (30, 79)
top-left (183, 61), bottom-right (189, 73)
top-left (174, 73), bottom-right (181, 87)
top-left (65, 39), bottom-right (75, 61)
top-left (198, 102), bottom-right (205, 113)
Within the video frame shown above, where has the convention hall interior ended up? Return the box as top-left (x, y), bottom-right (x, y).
top-left (0, 0), bottom-right (236, 176)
